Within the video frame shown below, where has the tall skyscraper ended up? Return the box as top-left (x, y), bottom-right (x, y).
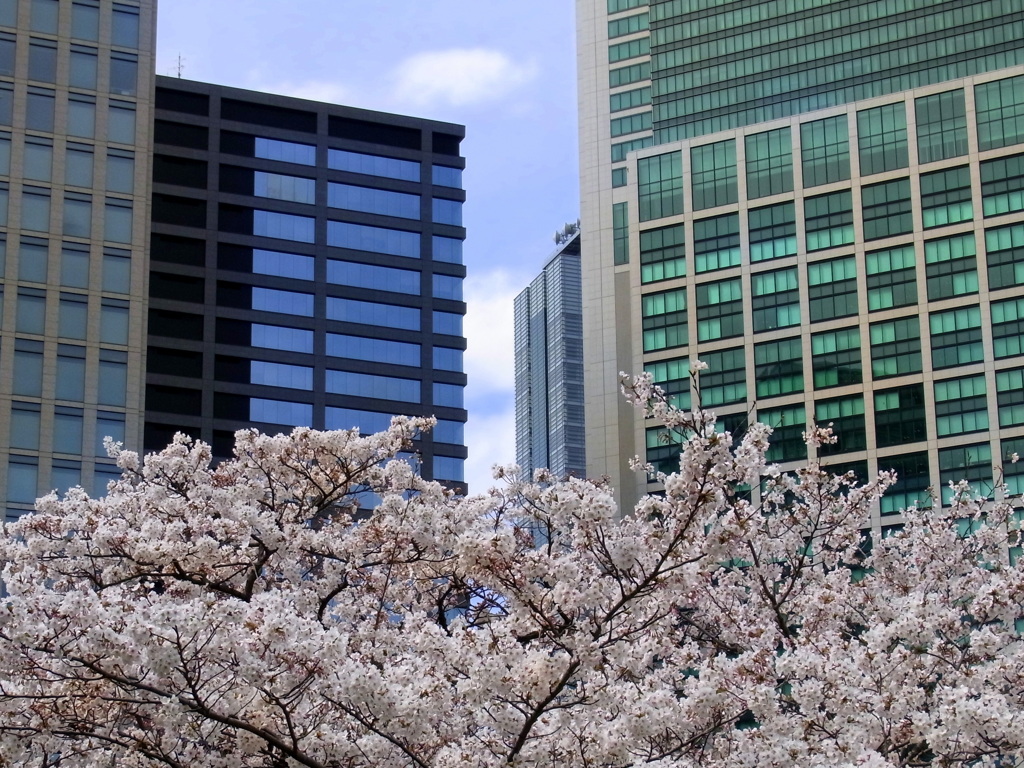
top-left (577, 0), bottom-right (1024, 510)
top-left (0, 0), bottom-right (155, 520)
top-left (1, 1), bottom-right (470, 518)
top-left (145, 77), bottom-right (468, 487)
top-left (514, 228), bottom-right (585, 478)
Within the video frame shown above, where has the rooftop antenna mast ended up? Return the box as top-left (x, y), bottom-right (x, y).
top-left (175, 54), bottom-right (185, 78)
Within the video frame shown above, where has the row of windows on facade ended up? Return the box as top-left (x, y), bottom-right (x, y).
top-left (242, 337), bottom-right (462, 375)
top-left (615, 152), bottom-right (1024, 267)
top-left (0, 238), bottom-right (129, 290)
top-left (0, 0), bottom-right (140, 49)
top-left (0, 84), bottom-right (136, 141)
top-left (7, 339), bottom-right (127, 404)
top-left (0, 187), bottom-right (133, 241)
top-left (0, 132), bottom-right (134, 193)
top-left (0, 34), bottom-right (139, 95)
top-left (2, 291), bottom-right (128, 342)
top-left (610, 75), bottom-right (1024, 190)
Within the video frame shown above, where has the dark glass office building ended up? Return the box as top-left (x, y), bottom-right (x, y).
top-left (146, 77), bottom-right (468, 486)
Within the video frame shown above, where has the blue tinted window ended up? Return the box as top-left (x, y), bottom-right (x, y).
top-left (328, 149), bottom-right (419, 181)
top-left (432, 236), bottom-right (463, 264)
top-left (433, 311), bottom-right (462, 336)
top-left (434, 419), bottom-right (465, 444)
top-left (325, 406), bottom-right (395, 434)
top-left (433, 274), bottom-right (463, 301)
top-left (327, 370), bottom-right (421, 403)
top-left (328, 297), bottom-right (419, 330)
top-left (327, 333), bottom-right (420, 366)
top-left (327, 221), bottom-right (420, 258)
top-left (433, 347), bottom-right (463, 371)
top-left (252, 287), bottom-right (314, 316)
top-left (250, 398), bottom-right (312, 427)
top-left (433, 455), bottom-right (465, 482)
top-left (255, 137), bottom-right (316, 166)
top-left (252, 249), bottom-right (314, 280)
top-left (251, 361), bottom-right (313, 390)
top-left (432, 165), bottom-right (462, 188)
top-left (432, 198), bottom-right (462, 226)
top-left (254, 172), bottom-right (315, 204)
top-left (327, 260), bottom-right (420, 294)
top-left (252, 323), bottom-right (313, 352)
top-left (433, 382), bottom-right (464, 408)
top-left (253, 210), bottom-right (315, 243)
top-left (328, 183), bottom-right (419, 219)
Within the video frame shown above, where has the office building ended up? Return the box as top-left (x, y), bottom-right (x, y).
top-left (1, 1), bottom-right (469, 519)
top-left (514, 228), bottom-right (585, 478)
top-left (0, 0), bottom-right (154, 520)
top-left (577, 0), bottom-right (1024, 511)
top-left (145, 77), bottom-right (468, 488)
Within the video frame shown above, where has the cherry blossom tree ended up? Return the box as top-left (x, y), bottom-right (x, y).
top-left (1, 373), bottom-right (1023, 768)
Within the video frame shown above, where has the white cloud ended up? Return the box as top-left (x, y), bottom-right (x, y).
top-left (392, 48), bottom-right (537, 108)
top-left (463, 406), bottom-right (516, 497)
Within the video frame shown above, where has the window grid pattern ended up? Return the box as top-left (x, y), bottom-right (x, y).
top-left (924, 232), bottom-right (979, 301)
top-left (921, 166), bottom-right (973, 229)
top-left (916, 90), bottom-right (968, 164)
top-left (866, 245), bottom-right (917, 311)
top-left (745, 127), bottom-right (793, 199)
top-left (640, 224), bottom-right (685, 284)
top-left (637, 151), bottom-right (683, 221)
top-left (812, 327), bottom-right (862, 389)
top-left (857, 103), bottom-right (908, 175)
top-left (801, 115), bottom-right (849, 187)
top-left (986, 222), bottom-right (1024, 290)
top-left (691, 140), bottom-right (737, 210)
top-left (693, 213), bottom-right (739, 273)
top-left (751, 267), bottom-right (800, 332)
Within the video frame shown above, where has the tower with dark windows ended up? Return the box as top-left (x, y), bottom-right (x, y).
top-left (146, 77), bottom-right (468, 489)
top-left (577, 0), bottom-right (1024, 523)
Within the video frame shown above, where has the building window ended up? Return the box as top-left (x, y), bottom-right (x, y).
top-left (252, 287), bottom-right (314, 317)
top-left (938, 442), bottom-right (992, 506)
top-left (750, 267), bottom-right (799, 332)
top-left (327, 221), bottom-right (420, 258)
top-left (611, 167), bottom-right (627, 188)
top-left (986, 222), bottom-right (1024, 290)
top-left (611, 136), bottom-right (653, 163)
top-left (19, 238), bottom-right (47, 283)
top-left (610, 86), bottom-right (650, 113)
top-left (433, 198), bottom-right (463, 227)
top-left (17, 290), bottom-right (46, 335)
top-left (252, 324), bottom-right (313, 353)
top-left (111, 4), bottom-right (140, 48)
top-left (610, 111), bottom-right (652, 137)
top-left (975, 74), bottom-right (1024, 151)
top-left (695, 277), bottom-right (742, 342)
top-left (807, 255), bottom-right (857, 322)
top-left (754, 337), bottom-right (803, 399)
top-left (866, 245), bottom-right (917, 311)
top-left (253, 210), bottom-right (314, 243)
top-left (934, 375), bottom-right (989, 437)
top-left (328, 149), bottom-right (418, 181)
top-left (7, 458), bottom-right (38, 505)
top-left (24, 138), bottom-right (52, 182)
top-left (997, 368), bottom-right (1024, 428)
top-left (55, 346), bottom-right (85, 401)
top-left (915, 89), bottom-right (968, 164)
top-left (63, 195), bottom-right (91, 238)
top-left (432, 236), bottom-right (463, 264)
top-left (804, 191), bottom-right (853, 252)
top-left (1002, 437), bottom-right (1024, 497)
top-left (815, 395), bottom-right (866, 456)
top-left (327, 370), bottom-right (421, 403)
top-left (879, 451), bottom-right (931, 515)
top-left (929, 305), bottom-right (983, 369)
top-left (609, 61), bottom-right (650, 88)
top-left (326, 260), bottom-right (420, 295)
top-left (58, 294), bottom-right (87, 339)
top-left (257, 172), bottom-right (316, 205)
top-left (433, 311), bottom-right (461, 336)
top-left (862, 178), bottom-right (912, 241)
top-left (608, 11), bottom-right (648, 37)
top-left (800, 115), bottom-right (849, 187)
top-left (433, 382), bottom-right (464, 409)
top-left (698, 346), bottom-right (746, 407)
top-left (646, 425), bottom-right (682, 475)
top-left (325, 407), bottom-right (395, 435)
top-left (251, 361), bottom-right (314, 390)
top-left (693, 213), bottom-right (739, 273)
top-left (103, 199), bottom-right (132, 243)
top-left (920, 166), bottom-right (972, 229)
top-left (870, 317), bottom-right (922, 379)
top-left (257, 137), bottom-right (316, 166)
top-left (109, 53), bottom-right (137, 96)
top-left (745, 127), bottom-right (792, 199)
top-left (749, 202), bottom-right (796, 262)
top-left (980, 153), bottom-right (1024, 217)
top-left (433, 347), bottom-right (463, 372)
top-left (433, 274), bottom-right (463, 301)
top-left (98, 351), bottom-right (127, 406)
top-left (69, 46), bottom-right (97, 90)
top-left (640, 223), bottom-right (684, 284)
top-left (328, 182), bottom-right (421, 219)
top-left (992, 297), bottom-right (1024, 359)
top-left (608, 37), bottom-right (649, 64)
top-left (613, 201), bottom-right (629, 265)
top-left (53, 406), bottom-right (83, 455)
top-left (250, 398), bottom-right (313, 428)
top-left (26, 88), bottom-right (54, 132)
top-left (811, 327), bottom-right (862, 389)
top-left (875, 384), bottom-right (926, 448)
top-left (328, 297), bottom-right (420, 331)
top-left (642, 287), bottom-right (687, 352)
top-left (857, 102), bottom-right (908, 175)
top-left (10, 402), bottom-right (40, 451)
top-left (432, 165), bottom-right (463, 188)
top-left (22, 189), bottom-right (50, 233)
top-left (690, 139), bottom-right (736, 210)
top-left (757, 404), bottom-right (807, 463)
top-left (637, 151), bottom-right (683, 222)
top-left (924, 232), bottom-right (978, 301)
top-left (645, 356), bottom-right (690, 409)
top-left (67, 96), bottom-right (96, 139)
top-left (252, 249), bottom-right (314, 280)
top-left (28, 40), bottom-right (57, 83)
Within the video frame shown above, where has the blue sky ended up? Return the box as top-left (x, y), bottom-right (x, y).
top-left (156, 1), bottom-right (580, 492)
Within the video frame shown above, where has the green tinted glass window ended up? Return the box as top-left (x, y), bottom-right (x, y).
top-left (934, 375), bottom-right (988, 437)
top-left (611, 136), bottom-right (653, 163)
top-left (986, 222), bottom-right (1024, 290)
top-left (754, 337), bottom-right (803, 398)
top-left (757, 404), bottom-right (807, 463)
top-left (916, 90), bottom-right (967, 164)
top-left (938, 442), bottom-right (992, 506)
top-left (693, 213), bottom-right (739, 273)
top-left (920, 166), bottom-right (973, 229)
top-left (611, 167), bottom-right (628, 188)
top-left (613, 202), bottom-right (629, 265)
top-left (646, 425), bottom-right (681, 475)
top-left (610, 111), bottom-right (652, 137)
top-left (801, 115), bottom-right (849, 187)
top-left (996, 367), bottom-right (1024, 427)
top-left (870, 317), bottom-right (922, 379)
top-left (751, 267), bottom-right (799, 332)
top-left (691, 139), bottom-right (737, 210)
top-left (992, 297), bottom-right (1024, 359)
top-left (745, 127), bottom-right (792, 199)
top-left (866, 245), bottom-right (917, 311)
top-left (608, 0), bottom-right (647, 12)
top-left (638, 151), bottom-right (683, 222)
top-left (878, 451), bottom-right (931, 515)
top-left (749, 202), bottom-right (796, 262)
top-left (610, 86), bottom-right (651, 113)
top-left (642, 287), bottom-right (686, 352)
top-left (1001, 437), bottom-right (1024, 497)
top-left (875, 384), bottom-right (926, 448)
top-left (645, 355), bottom-right (689, 410)
top-left (976, 74), bottom-right (1024, 151)
top-left (805, 191), bottom-right (853, 252)
top-left (929, 305), bottom-right (983, 369)
top-left (862, 178), bottom-right (912, 241)
top-left (608, 37), bottom-right (650, 64)
top-left (857, 102), bottom-right (908, 175)
top-left (609, 61), bottom-right (650, 88)
top-left (981, 153), bottom-right (1024, 217)
top-left (696, 277), bottom-right (742, 342)
top-left (812, 327), bottom-right (861, 389)
top-left (815, 395), bottom-right (865, 456)
top-left (924, 233), bottom-right (978, 300)
top-left (640, 223), bottom-right (685, 284)
top-left (807, 255), bottom-right (857, 322)
top-left (608, 12), bottom-right (648, 38)
top-left (700, 346), bottom-right (746, 406)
